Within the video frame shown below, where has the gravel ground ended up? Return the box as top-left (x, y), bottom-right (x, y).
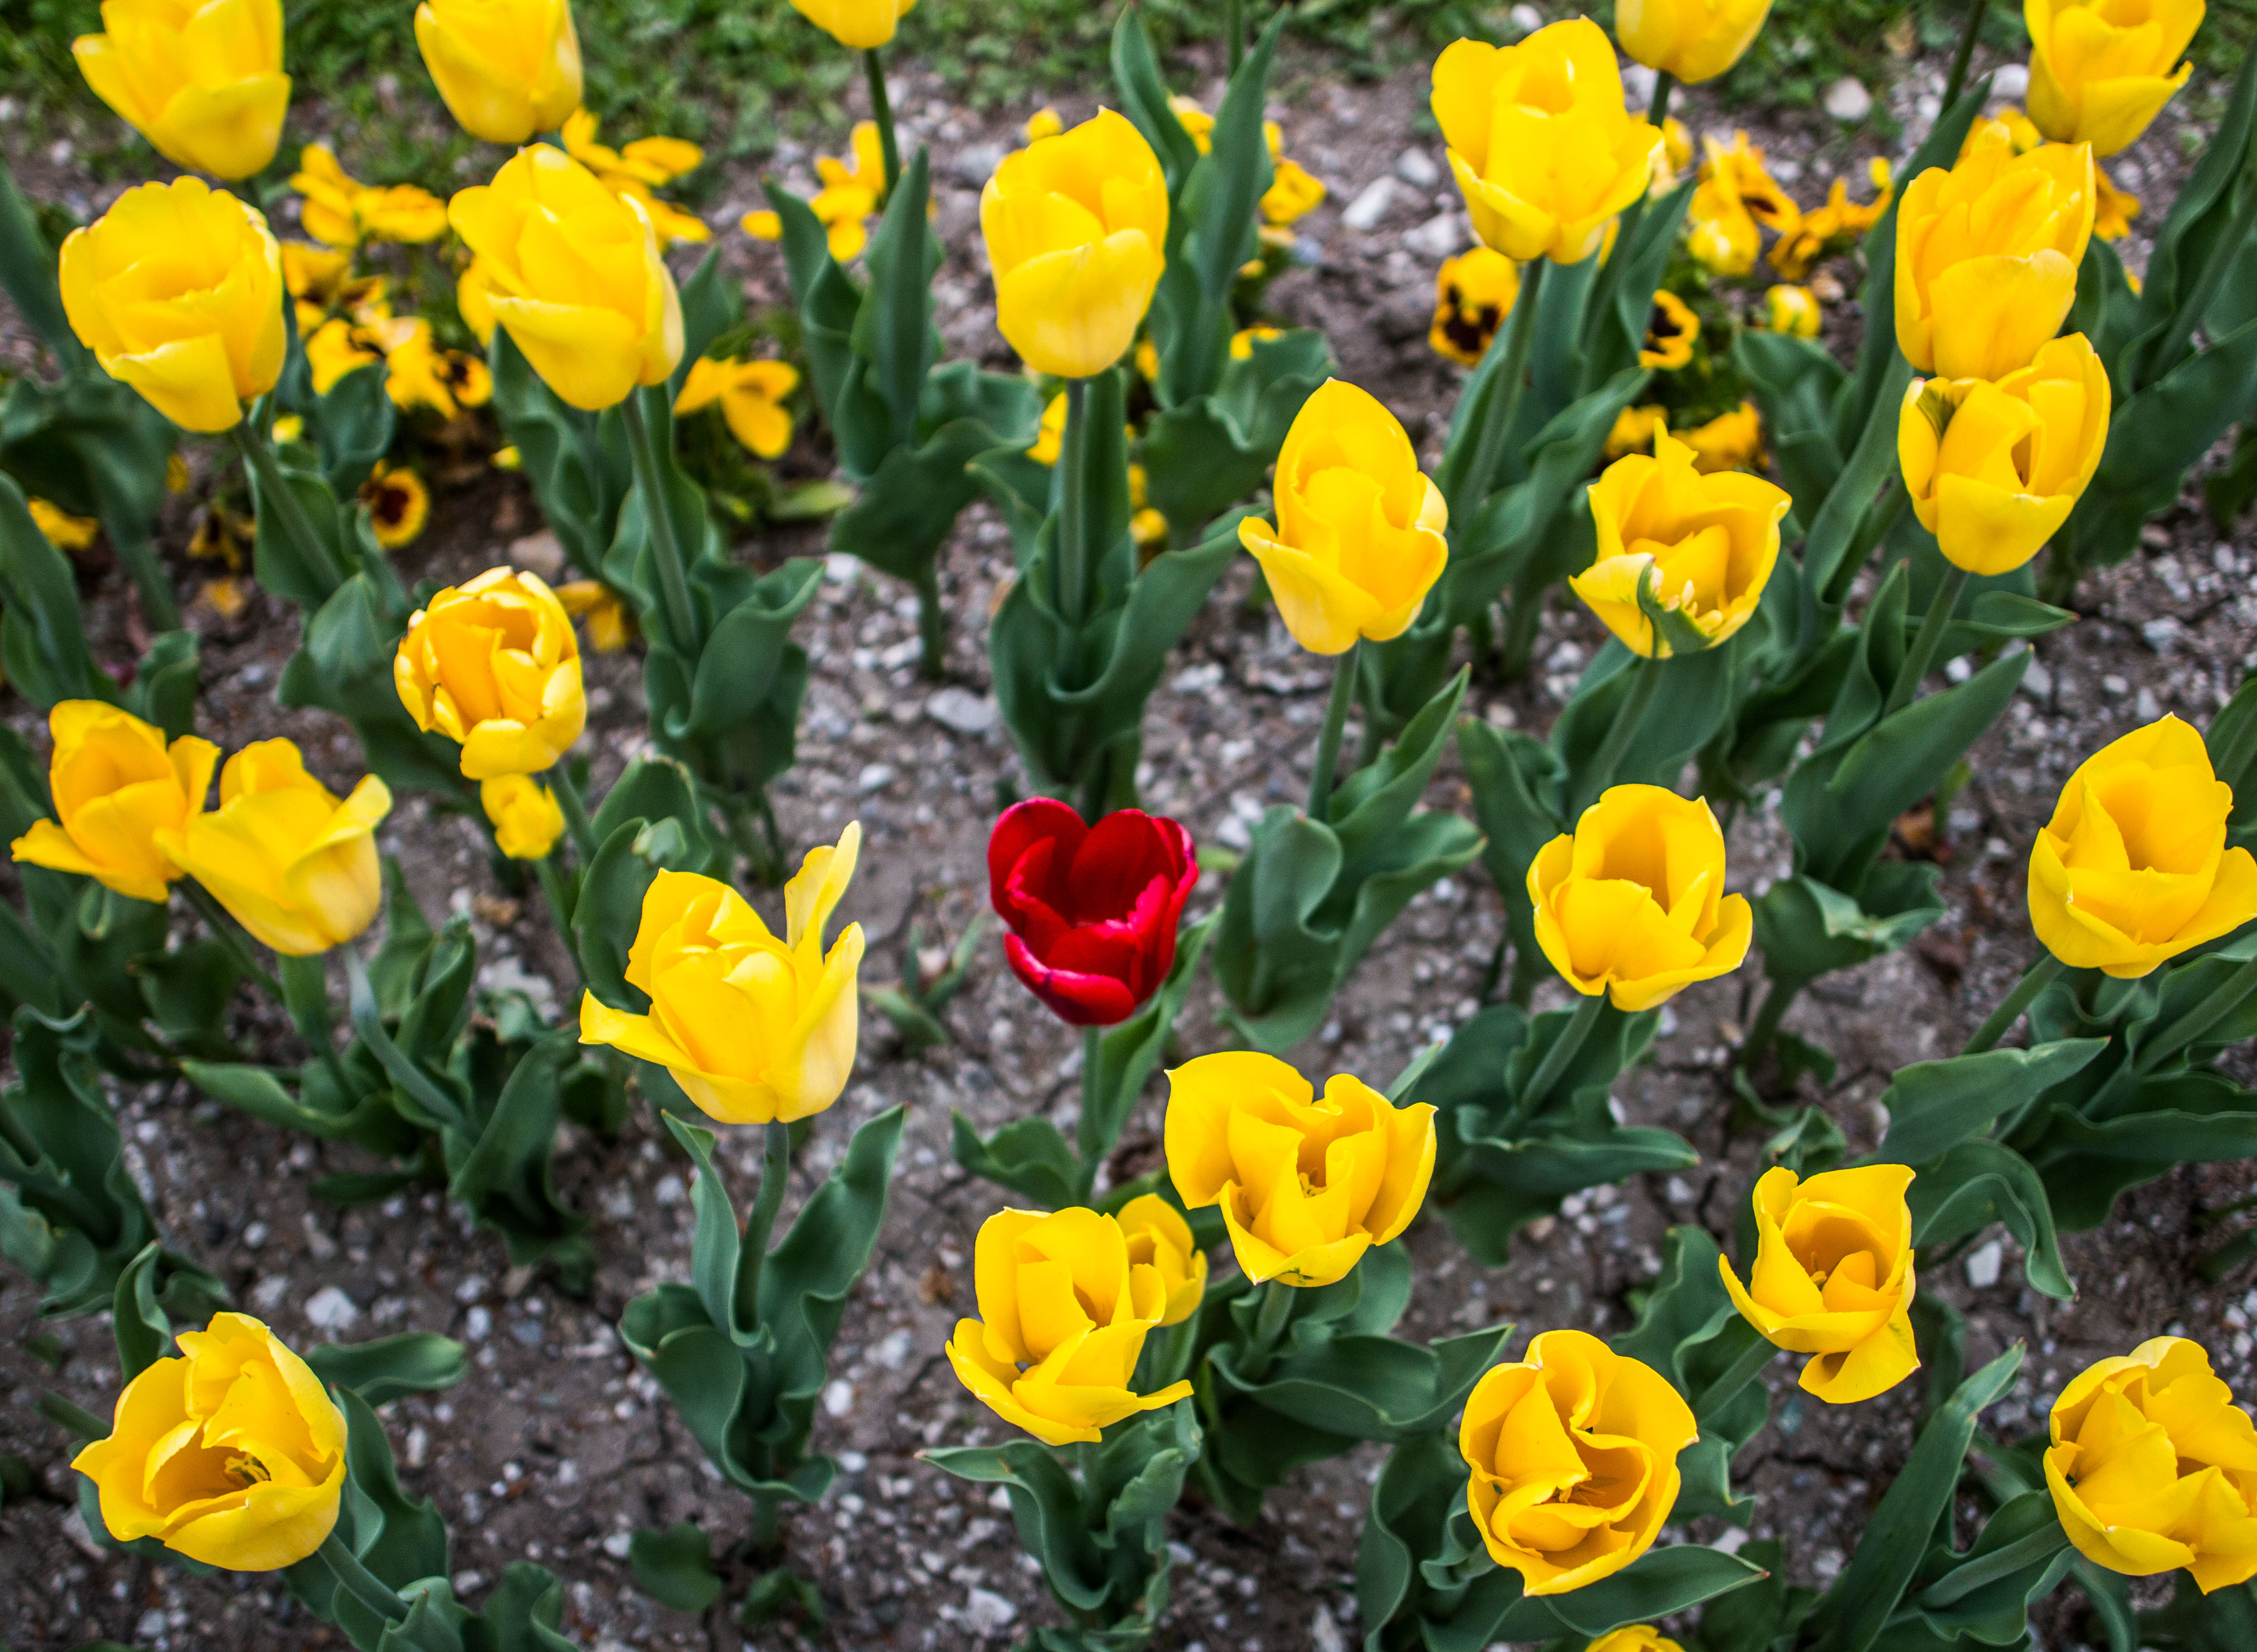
top-left (4, 24), bottom-right (2256, 1652)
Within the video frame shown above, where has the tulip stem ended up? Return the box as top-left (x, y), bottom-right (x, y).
top-left (551, 763), bottom-right (598, 862)
top-left (1450, 259), bottom-right (1546, 520)
top-left (863, 48), bottom-right (903, 197)
top-left (619, 392), bottom-right (702, 658)
top-left (178, 880), bottom-right (285, 1005)
top-left (1571, 653), bottom-right (1660, 818)
top-left (341, 948), bottom-right (471, 1138)
top-left (534, 857), bottom-right (584, 987)
top-left (278, 951), bottom-right (364, 1109)
top-left (1580, 72), bottom-right (1672, 370)
top-left (1306, 642), bottom-right (1359, 821)
top-left (231, 425), bottom-right (347, 595)
top-left (1963, 953), bottom-right (2067, 1054)
top-left (1940, 0), bottom-right (1990, 114)
top-left (1695, 1318), bottom-right (1777, 1426)
top-left (1521, 989), bottom-right (1605, 1113)
top-left (109, 519), bottom-right (182, 633)
top-left (2132, 953), bottom-right (2257, 1082)
top-left (1074, 1023), bottom-right (1107, 1202)
top-left (738, 1120), bottom-right (793, 1329)
top-left (1822, 479), bottom-right (1910, 608)
top-left (2147, 148), bottom-right (2257, 388)
top-left (1243, 1278), bottom-right (1297, 1377)
top-left (1056, 377), bottom-right (1093, 628)
top-left (1917, 1520), bottom-right (2072, 1609)
top-left (316, 1531), bottom-right (418, 1632)
top-left (1882, 565), bottom-right (1968, 720)
top-left (1741, 974), bottom-right (1798, 1069)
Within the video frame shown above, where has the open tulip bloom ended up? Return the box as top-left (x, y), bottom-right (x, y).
top-left (10, 701), bottom-right (220, 904)
top-left (73, 0), bottom-right (291, 181)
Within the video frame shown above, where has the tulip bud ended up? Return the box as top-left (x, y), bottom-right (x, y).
top-left (58, 178), bottom-right (286, 433)
top-left (10, 702), bottom-right (221, 904)
top-left (980, 109), bottom-right (1169, 379)
top-left (579, 826), bottom-right (866, 1124)
top-left (2027, 0), bottom-right (2202, 156)
top-left (448, 145), bottom-right (684, 411)
top-left (72, 0), bottom-right (290, 180)
top-left (788, 0), bottom-right (917, 49)
top-left (155, 741), bottom-right (391, 957)
top-left (394, 567), bottom-right (587, 780)
top-left (1239, 379), bottom-right (1449, 655)
top-left (72, 1313), bottom-right (346, 1570)
top-left (1528, 784), bottom-right (1753, 1011)
top-left (1899, 331), bottom-right (2110, 577)
top-left (1617, 0), bottom-right (1777, 84)
top-left (414, 0), bottom-right (581, 145)
top-left (480, 775), bottom-right (564, 860)
top-left (2028, 716), bottom-right (2257, 978)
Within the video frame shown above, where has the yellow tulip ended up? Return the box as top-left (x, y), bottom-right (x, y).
top-left (358, 463), bottom-right (430, 551)
top-left (394, 567), bottom-right (586, 780)
top-left (414, 0), bottom-right (581, 145)
top-left (456, 256), bottom-right (499, 346)
top-left (675, 357), bottom-right (799, 459)
top-left (1617, 0), bottom-right (1776, 83)
top-left (1459, 1329), bottom-right (1697, 1594)
top-left (448, 145), bottom-right (683, 411)
top-left (480, 775), bottom-right (564, 860)
top-left (1765, 282), bottom-right (1821, 337)
top-left (10, 702), bottom-right (220, 904)
top-left (1900, 331), bottom-right (2109, 577)
top-left (981, 109), bottom-right (1169, 379)
top-left (788, 0), bottom-right (916, 48)
top-left (1164, 1052), bottom-right (1435, 1288)
top-left (1895, 131), bottom-right (2094, 381)
top-left (2047, 1337), bottom-right (2257, 1591)
top-left (72, 0), bottom-right (289, 181)
top-left (1429, 247), bottom-right (1521, 365)
top-left (1116, 1193), bottom-right (1206, 1326)
top-left (1588, 1629), bottom-right (1688, 1652)
top-left (156, 741), bottom-right (390, 956)
top-left (58, 178), bottom-right (285, 434)
top-left (1719, 1165), bottom-right (1920, 1404)
top-left (578, 826), bottom-right (866, 1124)
top-left (1238, 379), bottom-right (1450, 656)
top-left (946, 1205), bottom-right (1195, 1447)
top-left (72, 1313), bottom-right (345, 1570)
top-left (1572, 432), bottom-right (1789, 658)
top-left (2027, 0), bottom-right (2202, 156)
top-left (1527, 783), bottom-right (1753, 1011)
top-left (1431, 19), bottom-right (1662, 264)
top-left (2028, 716), bottom-right (2257, 978)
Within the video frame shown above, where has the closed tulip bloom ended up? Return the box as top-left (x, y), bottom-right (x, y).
top-left (1116, 1194), bottom-right (1206, 1326)
top-left (58, 178), bottom-right (285, 433)
top-left (155, 742), bottom-right (390, 956)
top-left (1572, 433), bottom-right (1789, 659)
top-left (946, 1205), bottom-right (1195, 1446)
top-left (1719, 1165), bottom-right (1920, 1404)
top-left (1431, 20), bottom-right (1662, 264)
top-left (2028, 716), bottom-right (2257, 978)
top-left (1459, 1330), bottom-right (1697, 1594)
top-left (2046, 1337), bottom-right (2257, 1591)
top-left (578, 826), bottom-right (866, 1124)
top-left (72, 1314), bottom-right (345, 1570)
top-left (73, 0), bottom-right (289, 180)
top-left (1617, 0), bottom-right (1776, 83)
top-left (789, 0), bottom-right (916, 48)
top-left (1895, 132), bottom-right (2094, 381)
top-left (2027, 0), bottom-right (2202, 156)
top-left (980, 110), bottom-right (1168, 379)
top-left (1165, 1052), bottom-right (1436, 1288)
top-left (1528, 784), bottom-right (1753, 1012)
top-left (1900, 331), bottom-right (2110, 577)
top-left (480, 775), bottom-right (563, 860)
top-left (414, 0), bottom-right (581, 145)
top-left (394, 567), bottom-right (586, 780)
top-left (988, 798), bottom-right (1198, 1027)
top-left (10, 702), bottom-right (220, 904)
top-left (448, 145), bottom-right (683, 411)
top-left (1239, 379), bottom-right (1449, 655)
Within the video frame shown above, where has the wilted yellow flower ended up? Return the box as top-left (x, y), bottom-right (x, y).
top-left (1900, 331), bottom-right (2109, 576)
top-left (200, 576), bottom-right (249, 619)
top-left (1573, 432), bottom-right (1788, 658)
top-left (1719, 1165), bottom-right (1919, 1404)
top-left (72, 1314), bottom-right (344, 1571)
top-left (1768, 158), bottom-right (1893, 279)
top-left (415, 0), bottom-right (582, 145)
top-left (1239, 379), bottom-right (1448, 655)
top-left (1263, 158), bottom-right (1326, 226)
top-left (59, 178), bottom-right (285, 434)
top-left (166, 453), bottom-right (191, 492)
top-left (29, 498), bottom-right (100, 551)
top-left (2094, 165), bottom-right (2141, 239)
top-left (946, 1206), bottom-right (1194, 1446)
top-left (2046, 1337), bottom-right (2257, 1592)
top-left (562, 107), bottom-right (709, 246)
top-left (1660, 116), bottom-right (1694, 179)
top-left (2029, 716), bottom-right (2257, 979)
top-left (789, 0), bottom-right (915, 48)
top-left (289, 144), bottom-right (447, 249)
top-left (1895, 130), bottom-right (2093, 381)
top-left (1132, 506), bottom-right (1169, 549)
top-left (384, 321), bottom-right (492, 418)
top-left (2027, 0), bottom-right (2202, 156)
top-left (1687, 130), bottom-right (1798, 274)
top-left (394, 567), bottom-right (586, 779)
top-left (1460, 1330), bottom-right (1697, 1594)
top-left (302, 318), bottom-right (383, 395)
top-left (556, 579), bottom-right (634, 652)
top-left (1171, 96), bottom-right (1215, 154)
top-left (1588, 1631), bottom-right (1686, 1652)
top-left (578, 827), bottom-right (867, 1124)
top-left (1764, 283), bottom-right (1821, 336)
top-left (1604, 403), bottom-right (1669, 461)
top-left (742, 122), bottom-right (886, 260)
top-left (1115, 1194), bottom-right (1206, 1326)
top-left (1164, 1052), bottom-right (1435, 1288)
top-left (1432, 19), bottom-right (1662, 264)
top-left (675, 357), bottom-right (799, 459)
top-left (1024, 106), bottom-right (1063, 143)
top-left (1687, 198), bottom-right (1760, 275)
top-left (982, 109), bottom-right (1169, 379)
top-left (157, 741), bottom-right (390, 956)
top-left (187, 504), bottom-right (250, 569)
top-left (10, 702), bottom-right (219, 904)
top-left (72, 0), bottom-right (289, 180)
top-left (358, 463), bottom-right (431, 551)
top-left (480, 774), bottom-right (564, 860)
top-left (1641, 289), bottom-right (1698, 369)
top-left (1429, 247), bottom-right (1520, 365)
top-left (1229, 326), bottom-right (1283, 360)
top-left (1527, 783), bottom-right (1753, 1011)
top-left (1680, 400), bottom-right (1763, 473)
top-left (1618, 0), bottom-right (1775, 82)
top-left (280, 241), bottom-right (389, 335)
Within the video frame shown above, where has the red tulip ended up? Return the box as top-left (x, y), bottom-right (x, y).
top-left (988, 798), bottom-right (1198, 1027)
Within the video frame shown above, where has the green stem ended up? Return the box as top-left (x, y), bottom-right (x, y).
top-left (1695, 1319), bottom-right (1777, 1426)
top-left (619, 392), bottom-right (701, 657)
top-left (863, 47), bottom-right (902, 198)
top-left (277, 951), bottom-right (362, 1108)
top-left (231, 424), bottom-right (346, 593)
top-left (1242, 1277), bottom-right (1296, 1377)
top-left (1917, 1520), bottom-right (2073, 1609)
top-left (1581, 71), bottom-right (1673, 362)
top-left (1570, 653), bottom-right (1661, 818)
top-left (316, 1531), bottom-right (431, 1642)
top-left (1074, 1023), bottom-right (1106, 1204)
top-left (913, 560), bottom-right (946, 679)
top-left (110, 521), bottom-right (182, 632)
top-left (2135, 954), bottom-right (2257, 1078)
top-left (1497, 584), bottom-right (1545, 682)
top-left (550, 764), bottom-right (598, 861)
top-left (1742, 975), bottom-right (1801, 1068)
top-left (534, 856), bottom-right (585, 989)
top-left (1940, 0), bottom-right (1990, 113)
top-left (750, 1491), bottom-right (783, 1556)
top-left (2146, 150), bottom-right (2257, 387)
top-left (1521, 990), bottom-right (1605, 1112)
top-left (1306, 642), bottom-right (1359, 821)
top-left (1225, 0), bottom-right (1244, 73)
top-left (341, 948), bottom-right (471, 1136)
top-left (736, 1120), bottom-right (792, 1331)
top-left (1822, 479), bottom-right (1910, 608)
top-left (178, 880), bottom-right (284, 1003)
top-left (1449, 257), bottom-right (1547, 522)
top-left (1056, 377), bottom-right (1092, 628)
top-left (1882, 564), bottom-right (1968, 719)
top-left (1963, 954), bottom-right (2066, 1055)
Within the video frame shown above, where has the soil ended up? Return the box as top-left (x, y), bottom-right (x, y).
top-left (4, 23), bottom-right (2256, 1652)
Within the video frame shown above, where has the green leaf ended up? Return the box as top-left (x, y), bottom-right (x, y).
top-left (446, 1033), bottom-right (591, 1291)
top-left (1751, 865), bottom-right (1945, 992)
top-left (851, 147), bottom-right (940, 461)
top-left (629, 1522), bottom-right (725, 1613)
top-left (1109, 9), bottom-right (1201, 191)
top-left (950, 1113), bottom-right (1082, 1207)
top-left (110, 1242), bottom-right (172, 1383)
top-left (1737, 329), bottom-right (1850, 521)
top-left (305, 1334), bottom-right (468, 1406)
top-left (1083, 912), bottom-right (1220, 1172)
top-left (0, 156), bottom-right (82, 360)
top-left (1874, 1040), bottom-right (2106, 1163)
top-left (487, 330), bottom-right (624, 574)
top-left (1137, 329), bottom-right (1332, 533)
top-left (0, 472), bottom-right (118, 710)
